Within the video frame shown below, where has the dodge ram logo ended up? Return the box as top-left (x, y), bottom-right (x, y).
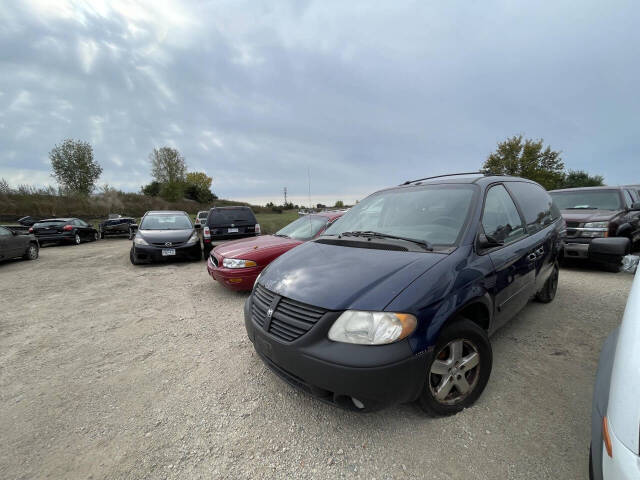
top-left (165, 242), bottom-right (172, 247)
top-left (266, 308), bottom-right (273, 318)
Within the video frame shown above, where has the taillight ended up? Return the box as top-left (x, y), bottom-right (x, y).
top-left (255, 224), bottom-right (261, 234)
top-left (63, 225), bottom-right (73, 231)
top-left (203, 226), bottom-right (211, 243)
top-left (29, 227), bottom-right (33, 233)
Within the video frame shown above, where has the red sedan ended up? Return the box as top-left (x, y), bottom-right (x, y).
top-left (207, 211), bottom-right (344, 291)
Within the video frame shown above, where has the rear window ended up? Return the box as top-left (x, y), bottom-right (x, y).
top-left (505, 182), bottom-right (559, 234)
top-left (35, 220), bottom-right (66, 227)
top-left (198, 212), bottom-right (208, 219)
top-left (208, 208), bottom-right (256, 225)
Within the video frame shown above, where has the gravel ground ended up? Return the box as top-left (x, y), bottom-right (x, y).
top-left (0, 238), bottom-right (634, 479)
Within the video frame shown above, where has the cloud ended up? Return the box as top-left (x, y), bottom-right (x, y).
top-left (1, 0), bottom-right (639, 205)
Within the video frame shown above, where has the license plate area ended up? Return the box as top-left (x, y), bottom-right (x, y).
top-left (228, 228), bottom-right (239, 233)
top-left (162, 248), bottom-right (176, 256)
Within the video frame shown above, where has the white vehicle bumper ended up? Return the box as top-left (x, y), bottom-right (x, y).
top-left (603, 425), bottom-right (640, 479)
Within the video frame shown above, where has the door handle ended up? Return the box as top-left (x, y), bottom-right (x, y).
top-left (527, 253), bottom-right (537, 261)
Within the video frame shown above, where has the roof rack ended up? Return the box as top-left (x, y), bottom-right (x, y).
top-left (400, 171), bottom-right (485, 186)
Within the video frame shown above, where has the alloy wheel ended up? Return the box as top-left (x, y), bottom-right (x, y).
top-left (429, 339), bottom-right (481, 405)
top-left (75, 233), bottom-right (81, 244)
top-left (29, 246), bottom-right (38, 259)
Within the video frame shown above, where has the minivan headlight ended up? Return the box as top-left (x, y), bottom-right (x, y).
top-left (328, 311), bottom-right (417, 345)
top-left (134, 236), bottom-right (149, 245)
top-left (185, 231), bottom-right (199, 244)
top-left (223, 258), bottom-right (257, 269)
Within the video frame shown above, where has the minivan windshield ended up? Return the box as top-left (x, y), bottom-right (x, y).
top-left (276, 215), bottom-right (328, 241)
top-left (323, 184), bottom-right (476, 246)
top-left (550, 190), bottom-right (622, 211)
top-left (140, 214), bottom-right (192, 230)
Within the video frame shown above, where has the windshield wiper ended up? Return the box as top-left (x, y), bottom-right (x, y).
top-left (339, 231), bottom-right (433, 251)
top-left (565, 206), bottom-right (596, 210)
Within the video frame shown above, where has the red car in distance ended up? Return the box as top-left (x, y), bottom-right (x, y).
top-left (207, 211), bottom-right (345, 291)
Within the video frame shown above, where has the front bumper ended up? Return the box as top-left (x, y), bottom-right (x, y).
top-left (602, 424), bottom-right (640, 479)
top-left (207, 256), bottom-right (261, 291)
top-left (562, 237), bottom-right (630, 264)
top-left (132, 242), bottom-right (201, 263)
top-left (243, 295), bottom-right (428, 411)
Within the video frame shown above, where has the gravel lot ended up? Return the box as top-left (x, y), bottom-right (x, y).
top-left (0, 238), bottom-right (634, 479)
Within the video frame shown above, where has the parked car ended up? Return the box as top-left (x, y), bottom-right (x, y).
top-left (99, 215), bottom-right (136, 239)
top-left (244, 173), bottom-right (563, 415)
top-left (549, 186), bottom-right (640, 270)
top-left (195, 210), bottom-right (209, 226)
top-left (29, 218), bottom-right (99, 245)
top-left (203, 206), bottom-right (260, 255)
top-left (0, 226), bottom-right (39, 261)
top-left (207, 211), bottom-right (344, 291)
top-left (129, 211), bottom-right (202, 264)
top-left (590, 268), bottom-right (640, 479)
top-left (17, 216), bottom-right (41, 226)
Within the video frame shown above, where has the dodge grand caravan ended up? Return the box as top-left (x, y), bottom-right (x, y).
top-left (244, 173), bottom-right (563, 415)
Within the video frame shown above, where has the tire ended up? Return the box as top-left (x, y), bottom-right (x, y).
top-left (23, 243), bottom-right (39, 260)
top-left (418, 318), bottom-right (492, 417)
top-left (74, 233), bottom-right (81, 245)
top-left (129, 247), bottom-right (140, 265)
top-left (93, 232), bottom-right (99, 241)
top-left (100, 231), bottom-right (105, 239)
top-left (536, 264), bottom-right (558, 303)
top-left (128, 230), bottom-right (134, 241)
top-left (601, 256), bottom-right (622, 273)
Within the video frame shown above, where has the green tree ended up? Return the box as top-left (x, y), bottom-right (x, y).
top-left (561, 170), bottom-right (605, 188)
top-left (184, 171), bottom-right (215, 203)
top-left (482, 135), bottom-right (565, 190)
top-left (49, 139), bottom-right (102, 195)
top-left (0, 178), bottom-right (10, 194)
top-left (141, 181), bottom-right (161, 197)
top-left (334, 200), bottom-right (345, 208)
top-left (149, 147), bottom-right (187, 201)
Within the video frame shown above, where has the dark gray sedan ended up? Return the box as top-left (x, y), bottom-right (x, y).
top-left (0, 226), bottom-right (39, 261)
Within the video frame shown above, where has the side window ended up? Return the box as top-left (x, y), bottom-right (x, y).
top-left (482, 185), bottom-right (526, 243)
top-left (0, 226), bottom-right (11, 236)
top-left (505, 182), bottom-right (556, 234)
top-left (623, 190), bottom-right (635, 207)
top-left (76, 219), bottom-right (88, 227)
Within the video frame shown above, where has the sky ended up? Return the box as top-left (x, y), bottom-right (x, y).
top-left (1, 0), bottom-right (639, 206)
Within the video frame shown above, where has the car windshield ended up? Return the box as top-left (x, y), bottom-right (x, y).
top-left (276, 216), bottom-right (328, 241)
top-left (323, 184), bottom-right (476, 247)
top-left (550, 190), bottom-right (622, 210)
top-left (140, 214), bottom-right (192, 230)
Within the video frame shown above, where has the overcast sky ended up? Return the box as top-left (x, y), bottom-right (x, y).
top-left (1, 0), bottom-right (639, 205)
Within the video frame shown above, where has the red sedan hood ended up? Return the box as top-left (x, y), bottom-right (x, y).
top-left (213, 235), bottom-right (302, 260)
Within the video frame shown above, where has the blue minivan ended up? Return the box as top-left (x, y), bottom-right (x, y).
top-left (244, 173), bottom-right (563, 415)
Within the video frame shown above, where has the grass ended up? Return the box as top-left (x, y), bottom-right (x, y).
top-left (255, 211), bottom-right (299, 234)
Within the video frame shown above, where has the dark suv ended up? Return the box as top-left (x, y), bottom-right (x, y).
top-left (203, 206), bottom-right (260, 254)
top-left (244, 173), bottom-right (563, 415)
top-left (549, 186), bottom-right (640, 270)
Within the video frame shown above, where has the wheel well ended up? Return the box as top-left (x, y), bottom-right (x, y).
top-left (455, 302), bottom-right (490, 331)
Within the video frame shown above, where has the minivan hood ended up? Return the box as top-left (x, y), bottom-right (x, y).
top-left (139, 229), bottom-right (193, 243)
top-left (258, 241), bottom-right (447, 311)
top-left (560, 209), bottom-right (618, 223)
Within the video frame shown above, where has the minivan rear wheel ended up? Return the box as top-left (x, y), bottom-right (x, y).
top-left (418, 318), bottom-right (492, 416)
top-left (536, 265), bottom-right (558, 303)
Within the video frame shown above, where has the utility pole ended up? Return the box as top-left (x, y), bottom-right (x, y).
top-left (283, 187), bottom-right (287, 206)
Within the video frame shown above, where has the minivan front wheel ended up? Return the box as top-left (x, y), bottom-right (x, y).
top-left (418, 318), bottom-right (492, 416)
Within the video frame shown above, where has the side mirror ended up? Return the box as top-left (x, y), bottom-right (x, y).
top-left (630, 202), bottom-right (640, 211)
top-left (477, 233), bottom-right (504, 250)
top-left (194, 223), bottom-right (202, 229)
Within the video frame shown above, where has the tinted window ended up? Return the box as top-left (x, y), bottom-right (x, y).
top-left (623, 189), bottom-right (635, 207)
top-left (325, 184), bottom-right (476, 246)
top-left (140, 214), bottom-right (192, 230)
top-left (276, 216), bottom-right (328, 241)
top-left (209, 208), bottom-right (256, 225)
top-left (198, 212), bottom-right (208, 219)
top-left (35, 220), bottom-right (66, 227)
top-left (482, 185), bottom-right (526, 243)
top-left (506, 182), bottom-right (557, 234)
top-left (550, 190), bottom-right (622, 211)
top-left (0, 226), bottom-right (11, 236)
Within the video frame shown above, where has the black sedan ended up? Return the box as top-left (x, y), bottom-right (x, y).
top-left (30, 218), bottom-right (99, 245)
top-left (130, 211), bottom-right (202, 264)
top-left (0, 226), bottom-right (39, 261)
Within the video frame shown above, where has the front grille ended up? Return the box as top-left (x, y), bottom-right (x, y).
top-left (152, 242), bottom-right (184, 247)
top-left (251, 284), bottom-right (327, 342)
top-left (566, 221), bottom-right (580, 228)
top-left (210, 255), bottom-right (219, 267)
